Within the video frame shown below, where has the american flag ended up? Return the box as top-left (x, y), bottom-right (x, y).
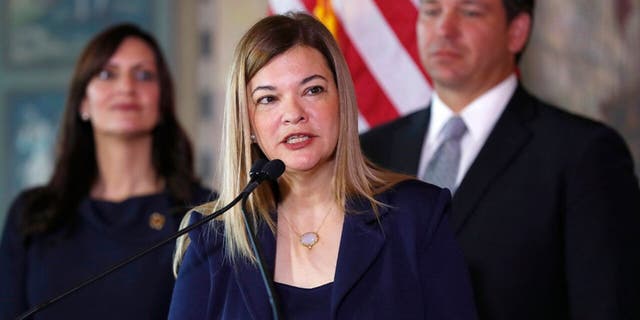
top-left (268, 0), bottom-right (432, 131)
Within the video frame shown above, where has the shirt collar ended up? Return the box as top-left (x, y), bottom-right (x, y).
top-left (429, 74), bottom-right (518, 144)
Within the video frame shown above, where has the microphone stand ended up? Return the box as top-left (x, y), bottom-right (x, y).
top-left (241, 194), bottom-right (281, 320)
top-left (16, 160), bottom-right (282, 320)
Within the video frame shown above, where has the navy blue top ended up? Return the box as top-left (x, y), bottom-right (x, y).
top-left (275, 282), bottom-right (332, 320)
top-left (169, 180), bottom-right (477, 319)
top-left (0, 186), bottom-right (212, 319)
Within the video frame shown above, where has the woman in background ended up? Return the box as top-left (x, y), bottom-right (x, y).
top-left (0, 23), bottom-right (212, 319)
top-left (170, 13), bottom-right (476, 319)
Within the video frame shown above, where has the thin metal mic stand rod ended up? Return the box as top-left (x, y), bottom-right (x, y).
top-left (241, 195), bottom-right (281, 320)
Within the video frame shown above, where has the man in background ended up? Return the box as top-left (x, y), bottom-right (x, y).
top-left (361, 0), bottom-right (640, 319)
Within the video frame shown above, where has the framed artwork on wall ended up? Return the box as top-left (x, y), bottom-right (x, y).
top-left (1, 0), bottom-right (156, 69)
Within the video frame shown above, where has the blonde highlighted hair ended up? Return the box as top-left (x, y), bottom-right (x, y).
top-left (174, 12), bottom-right (408, 274)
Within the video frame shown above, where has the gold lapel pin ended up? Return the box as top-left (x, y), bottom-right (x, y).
top-left (149, 212), bottom-right (166, 230)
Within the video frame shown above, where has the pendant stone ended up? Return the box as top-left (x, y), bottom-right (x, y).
top-left (300, 232), bottom-right (319, 249)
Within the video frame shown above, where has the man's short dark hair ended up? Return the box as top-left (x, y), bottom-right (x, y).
top-left (503, 0), bottom-right (534, 62)
top-left (503, 0), bottom-right (535, 22)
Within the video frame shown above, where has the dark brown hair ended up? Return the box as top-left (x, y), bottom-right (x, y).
top-left (503, 0), bottom-right (535, 62)
top-left (21, 23), bottom-right (198, 236)
top-left (503, 0), bottom-right (535, 22)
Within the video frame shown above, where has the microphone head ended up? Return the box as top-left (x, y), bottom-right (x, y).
top-left (240, 159), bottom-right (284, 196)
top-left (249, 158), bottom-right (269, 180)
top-left (262, 159), bottom-right (285, 181)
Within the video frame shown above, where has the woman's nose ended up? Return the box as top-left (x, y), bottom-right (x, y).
top-left (282, 99), bottom-right (307, 124)
top-left (116, 74), bottom-right (136, 94)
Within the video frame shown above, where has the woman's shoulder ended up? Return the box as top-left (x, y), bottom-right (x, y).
top-left (1, 187), bottom-right (51, 242)
top-left (173, 208), bottom-right (228, 278)
top-left (376, 179), bottom-right (451, 227)
top-left (10, 186), bottom-right (50, 207)
top-left (381, 179), bottom-right (450, 205)
top-left (183, 208), bottom-right (224, 253)
top-left (5, 187), bottom-right (50, 222)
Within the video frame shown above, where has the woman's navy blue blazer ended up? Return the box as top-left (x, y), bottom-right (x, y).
top-left (169, 180), bottom-right (477, 319)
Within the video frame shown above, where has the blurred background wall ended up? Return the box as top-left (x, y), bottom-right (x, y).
top-left (0, 0), bottom-right (638, 231)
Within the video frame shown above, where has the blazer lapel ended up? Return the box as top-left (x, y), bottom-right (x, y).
top-left (451, 86), bottom-right (536, 232)
top-left (331, 198), bottom-right (387, 317)
top-left (233, 223), bottom-right (278, 320)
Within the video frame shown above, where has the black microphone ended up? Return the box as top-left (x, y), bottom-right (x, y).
top-left (16, 159), bottom-right (285, 320)
top-left (249, 158), bottom-right (269, 181)
top-left (262, 159), bottom-right (285, 179)
top-left (243, 158), bottom-right (284, 196)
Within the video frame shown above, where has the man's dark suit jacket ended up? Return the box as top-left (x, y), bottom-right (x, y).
top-left (169, 181), bottom-right (477, 319)
top-left (360, 85), bottom-right (640, 320)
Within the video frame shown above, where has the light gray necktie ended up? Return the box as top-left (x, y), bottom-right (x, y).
top-left (423, 116), bottom-right (467, 193)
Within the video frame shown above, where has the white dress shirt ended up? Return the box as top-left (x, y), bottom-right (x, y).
top-left (418, 74), bottom-right (518, 188)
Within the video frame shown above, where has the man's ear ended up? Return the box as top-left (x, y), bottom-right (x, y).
top-left (508, 13), bottom-right (532, 55)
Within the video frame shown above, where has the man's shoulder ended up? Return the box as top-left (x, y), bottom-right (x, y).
top-left (512, 86), bottom-right (615, 136)
top-left (509, 88), bottom-right (630, 160)
top-left (361, 108), bottom-right (430, 139)
top-left (540, 104), bottom-right (618, 141)
top-left (359, 107), bottom-right (430, 173)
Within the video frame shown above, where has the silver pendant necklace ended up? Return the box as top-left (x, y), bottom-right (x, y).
top-left (279, 208), bottom-right (333, 249)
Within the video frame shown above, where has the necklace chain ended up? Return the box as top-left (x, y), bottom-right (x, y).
top-left (279, 207), bottom-right (334, 249)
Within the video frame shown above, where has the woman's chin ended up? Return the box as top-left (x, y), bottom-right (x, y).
top-left (282, 157), bottom-right (334, 175)
top-left (95, 126), bottom-right (155, 139)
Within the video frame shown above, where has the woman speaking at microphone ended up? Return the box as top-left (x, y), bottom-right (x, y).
top-left (170, 12), bottom-right (476, 320)
top-left (0, 24), bottom-right (211, 319)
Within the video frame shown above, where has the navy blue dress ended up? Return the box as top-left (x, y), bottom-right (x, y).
top-left (0, 186), bottom-right (212, 319)
top-left (275, 282), bottom-right (332, 320)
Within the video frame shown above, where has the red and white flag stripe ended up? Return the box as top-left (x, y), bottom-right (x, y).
top-left (268, 0), bottom-right (432, 131)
